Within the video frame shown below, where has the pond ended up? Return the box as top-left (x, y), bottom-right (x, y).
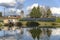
top-left (0, 28), bottom-right (60, 40)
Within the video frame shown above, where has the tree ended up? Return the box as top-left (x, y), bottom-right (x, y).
top-left (26, 22), bottom-right (39, 27)
top-left (30, 6), bottom-right (42, 18)
top-left (0, 12), bottom-right (2, 17)
top-left (15, 22), bottom-right (22, 28)
top-left (46, 8), bottom-right (52, 18)
top-left (37, 6), bottom-right (42, 18)
top-left (0, 23), bottom-right (3, 30)
top-left (4, 22), bottom-right (14, 30)
top-left (29, 28), bottom-right (42, 40)
top-left (46, 29), bottom-right (52, 37)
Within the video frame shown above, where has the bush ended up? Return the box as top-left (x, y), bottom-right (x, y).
top-left (8, 22), bottom-right (14, 28)
top-left (15, 22), bottom-right (22, 28)
top-left (4, 23), bottom-right (9, 26)
top-left (51, 23), bottom-right (56, 25)
top-left (4, 22), bottom-right (14, 28)
top-left (0, 23), bottom-right (3, 30)
top-left (56, 17), bottom-right (60, 22)
top-left (26, 22), bottom-right (39, 27)
top-left (0, 20), bottom-right (3, 22)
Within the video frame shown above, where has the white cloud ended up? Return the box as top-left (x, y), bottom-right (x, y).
top-left (0, 0), bottom-right (25, 8)
top-left (9, 8), bottom-right (21, 13)
top-left (27, 3), bottom-right (38, 10)
top-left (50, 7), bottom-right (60, 14)
top-left (0, 0), bottom-right (15, 3)
top-left (0, 0), bottom-right (25, 3)
top-left (27, 3), bottom-right (60, 15)
top-left (2, 8), bottom-right (21, 16)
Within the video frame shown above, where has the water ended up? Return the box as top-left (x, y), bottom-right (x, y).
top-left (0, 28), bottom-right (60, 40)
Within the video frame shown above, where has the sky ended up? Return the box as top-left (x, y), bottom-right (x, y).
top-left (0, 0), bottom-right (60, 16)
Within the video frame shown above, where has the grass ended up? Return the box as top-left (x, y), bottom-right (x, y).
top-left (56, 17), bottom-right (60, 23)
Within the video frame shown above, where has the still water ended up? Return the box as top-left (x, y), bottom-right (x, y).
top-left (0, 28), bottom-right (60, 40)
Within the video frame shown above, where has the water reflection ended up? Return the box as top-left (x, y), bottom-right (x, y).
top-left (0, 28), bottom-right (60, 40)
top-left (29, 28), bottom-right (42, 40)
top-left (28, 28), bottom-right (52, 40)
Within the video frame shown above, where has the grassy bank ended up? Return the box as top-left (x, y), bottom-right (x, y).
top-left (56, 17), bottom-right (60, 23)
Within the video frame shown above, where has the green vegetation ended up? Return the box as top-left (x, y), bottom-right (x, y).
top-left (0, 23), bottom-right (3, 30)
top-left (4, 22), bottom-right (14, 28)
top-left (29, 6), bottom-right (42, 18)
top-left (29, 6), bottom-right (52, 18)
top-left (15, 22), bottom-right (22, 28)
top-left (56, 17), bottom-right (60, 23)
top-left (46, 29), bottom-right (52, 37)
top-left (29, 28), bottom-right (42, 40)
top-left (0, 20), bottom-right (3, 22)
top-left (0, 12), bottom-right (2, 17)
top-left (26, 22), bottom-right (39, 27)
top-left (46, 8), bottom-right (52, 17)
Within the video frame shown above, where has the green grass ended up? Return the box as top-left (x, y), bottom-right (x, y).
top-left (56, 17), bottom-right (60, 23)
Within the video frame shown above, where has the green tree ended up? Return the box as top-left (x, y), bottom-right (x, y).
top-left (37, 6), bottom-right (42, 18)
top-left (0, 23), bottom-right (3, 30)
top-left (46, 8), bottom-right (52, 18)
top-left (0, 12), bottom-right (2, 17)
top-left (4, 22), bottom-right (14, 30)
top-left (15, 22), bottom-right (22, 28)
top-left (29, 28), bottom-right (42, 40)
top-left (46, 29), bottom-right (52, 37)
top-left (30, 6), bottom-right (42, 18)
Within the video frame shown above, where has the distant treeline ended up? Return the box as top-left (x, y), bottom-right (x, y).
top-left (19, 18), bottom-right (56, 22)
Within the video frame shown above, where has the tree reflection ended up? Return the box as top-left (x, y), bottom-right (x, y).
top-left (29, 28), bottom-right (42, 40)
top-left (46, 29), bottom-right (52, 40)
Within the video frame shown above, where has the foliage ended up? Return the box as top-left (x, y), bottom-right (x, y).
top-left (26, 22), bottom-right (39, 27)
top-left (19, 18), bottom-right (24, 21)
top-left (46, 8), bottom-right (52, 17)
top-left (8, 22), bottom-right (14, 28)
top-left (29, 6), bottom-right (42, 18)
top-left (0, 23), bottom-right (3, 30)
top-left (0, 20), bottom-right (3, 22)
top-left (15, 22), bottom-right (22, 28)
top-left (0, 12), bottom-right (2, 17)
top-left (46, 29), bottom-right (52, 37)
top-left (4, 23), bottom-right (9, 26)
top-left (4, 22), bottom-right (14, 28)
top-left (0, 23), bottom-right (3, 27)
top-left (56, 17), bottom-right (60, 23)
top-left (29, 28), bottom-right (42, 40)
top-left (51, 23), bottom-right (56, 26)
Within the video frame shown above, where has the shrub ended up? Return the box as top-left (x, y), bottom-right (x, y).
top-left (4, 22), bottom-right (14, 28)
top-left (56, 17), bottom-right (60, 22)
top-left (51, 23), bottom-right (56, 25)
top-left (26, 22), bottom-right (39, 27)
top-left (15, 22), bottom-right (22, 28)
top-left (4, 23), bottom-right (9, 26)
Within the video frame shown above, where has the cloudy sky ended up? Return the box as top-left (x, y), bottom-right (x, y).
top-left (0, 0), bottom-right (60, 16)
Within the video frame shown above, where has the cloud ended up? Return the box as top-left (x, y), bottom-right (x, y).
top-left (0, 0), bottom-right (15, 3)
top-left (0, 0), bottom-right (25, 3)
top-left (0, 0), bottom-right (25, 16)
top-left (0, 0), bottom-right (16, 8)
top-left (50, 7), bottom-right (60, 14)
top-left (27, 3), bottom-right (38, 10)
top-left (2, 8), bottom-right (21, 16)
top-left (0, 0), bottom-right (25, 8)
top-left (26, 3), bottom-right (60, 15)
top-left (0, 3), bottom-right (15, 8)
top-left (8, 8), bottom-right (21, 15)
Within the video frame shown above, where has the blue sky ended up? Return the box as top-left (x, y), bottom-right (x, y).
top-left (24, 0), bottom-right (60, 8)
top-left (38, 0), bottom-right (60, 7)
top-left (0, 0), bottom-right (60, 16)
